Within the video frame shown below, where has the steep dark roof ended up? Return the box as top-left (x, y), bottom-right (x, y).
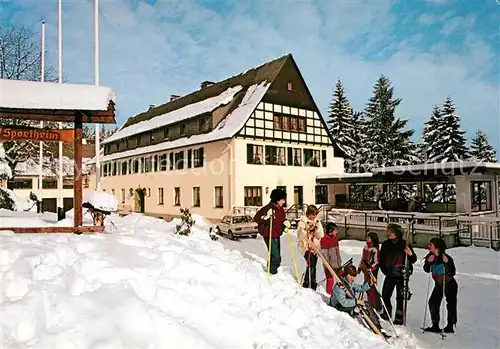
top-left (122, 54), bottom-right (290, 129)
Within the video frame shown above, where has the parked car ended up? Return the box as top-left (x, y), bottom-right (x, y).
top-left (215, 214), bottom-right (258, 240)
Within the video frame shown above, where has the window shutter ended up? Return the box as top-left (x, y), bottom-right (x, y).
top-left (188, 150), bottom-right (192, 168)
top-left (247, 144), bottom-right (253, 164)
top-left (287, 148), bottom-right (293, 166)
top-left (169, 153), bottom-right (174, 170)
top-left (200, 147), bottom-right (204, 166)
top-left (322, 150), bottom-right (327, 167)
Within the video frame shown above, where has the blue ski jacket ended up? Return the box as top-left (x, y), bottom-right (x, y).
top-left (330, 278), bottom-right (370, 309)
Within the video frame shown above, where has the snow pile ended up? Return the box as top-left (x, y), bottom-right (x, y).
top-left (83, 190), bottom-right (118, 212)
top-left (0, 79), bottom-right (115, 111)
top-left (0, 188), bottom-right (36, 212)
top-left (1, 213), bottom-right (393, 349)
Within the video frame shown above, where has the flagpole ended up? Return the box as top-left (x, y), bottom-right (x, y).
top-left (94, 0), bottom-right (101, 190)
top-left (39, 20), bottom-right (45, 210)
top-left (57, 0), bottom-right (64, 219)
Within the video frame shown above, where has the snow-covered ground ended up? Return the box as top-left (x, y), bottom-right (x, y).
top-left (221, 234), bottom-right (500, 349)
top-left (2, 213), bottom-right (399, 349)
top-left (1, 212), bottom-right (498, 349)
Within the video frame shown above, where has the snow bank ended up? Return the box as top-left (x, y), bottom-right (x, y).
top-left (83, 190), bottom-right (118, 212)
top-left (1, 213), bottom-right (392, 349)
top-left (0, 79), bottom-right (115, 111)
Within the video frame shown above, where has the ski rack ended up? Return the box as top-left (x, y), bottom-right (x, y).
top-left (308, 242), bottom-right (388, 343)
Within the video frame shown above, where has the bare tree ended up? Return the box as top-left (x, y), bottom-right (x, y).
top-left (0, 24), bottom-right (62, 179)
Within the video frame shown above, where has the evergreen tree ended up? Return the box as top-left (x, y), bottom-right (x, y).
top-left (420, 106), bottom-right (441, 163)
top-left (355, 75), bottom-right (417, 172)
top-left (327, 80), bottom-right (356, 160)
top-left (470, 130), bottom-right (497, 162)
top-left (427, 97), bottom-right (468, 162)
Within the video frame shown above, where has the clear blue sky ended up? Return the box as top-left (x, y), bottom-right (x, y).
top-left (2, 0), bottom-right (499, 151)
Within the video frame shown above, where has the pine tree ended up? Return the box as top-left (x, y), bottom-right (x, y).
top-left (327, 80), bottom-right (356, 160)
top-left (420, 106), bottom-right (441, 163)
top-left (427, 97), bottom-right (468, 162)
top-left (356, 75), bottom-right (417, 172)
top-left (470, 130), bottom-right (497, 162)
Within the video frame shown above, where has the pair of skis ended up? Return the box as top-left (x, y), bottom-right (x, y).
top-left (308, 242), bottom-right (389, 343)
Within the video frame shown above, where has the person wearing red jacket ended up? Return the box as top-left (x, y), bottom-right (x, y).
top-left (359, 232), bottom-right (382, 312)
top-left (253, 189), bottom-right (287, 275)
top-left (320, 222), bottom-right (342, 295)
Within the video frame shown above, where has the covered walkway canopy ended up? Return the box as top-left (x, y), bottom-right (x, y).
top-left (0, 79), bottom-right (116, 232)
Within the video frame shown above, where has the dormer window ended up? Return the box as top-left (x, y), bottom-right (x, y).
top-left (164, 127), bottom-right (169, 139)
top-left (287, 81), bottom-right (293, 91)
top-left (180, 124), bottom-right (186, 135)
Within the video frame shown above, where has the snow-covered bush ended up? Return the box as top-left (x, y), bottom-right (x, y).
top-left (0, 187), bottom-right (15, 210)
top-left (176, 207), bottom-right (195, 236)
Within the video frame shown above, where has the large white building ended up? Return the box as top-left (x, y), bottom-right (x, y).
top-left (88, 54), bottom-right (345, 221)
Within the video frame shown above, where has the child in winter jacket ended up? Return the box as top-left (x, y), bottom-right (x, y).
top-left (320, 222), bottom-right (342, 295)
top-left (423, 238), bottom-right (458, 334)
top-left (253, 189), bottom-right (287, 275)
top-left (329, 265), bottom-right (386, 337)
top-left (359, 232), bottom-right (382, 312)
top-left (296, 205), bottom-right (324, 290)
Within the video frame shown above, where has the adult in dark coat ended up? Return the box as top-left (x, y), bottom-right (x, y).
top-left (379, 223), bottom-right (417, 325)
top-left (253, 189), bottom-right (287, 275)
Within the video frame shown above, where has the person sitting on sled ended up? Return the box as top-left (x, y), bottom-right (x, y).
top-left (329, 265), bottom-right (388, 337)
top-left (320, 222), bottom-right (342, 295)
top-left (423, 238), bottom-right (458, 334)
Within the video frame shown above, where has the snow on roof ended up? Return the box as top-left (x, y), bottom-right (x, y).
top-left (103, 85), bottom-right (244, 145)
top-left (373, 161), bottom-right (500, 173)
top-left (316, 172), bottom-right (373, 180)
top-left (0, 79), bottom-right (115, 111)
top-left (89, 82), bottom-right (270, 163)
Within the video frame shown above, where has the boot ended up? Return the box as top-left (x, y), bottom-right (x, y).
top-left (443, 324), bottom-right (455, 333)
top-left (424, 323), bottom-right (441, 333)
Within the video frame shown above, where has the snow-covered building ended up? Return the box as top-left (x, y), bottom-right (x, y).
top-left (87, 54), bottom-right (345, 220)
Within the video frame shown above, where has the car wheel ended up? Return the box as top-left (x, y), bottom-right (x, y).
top-left (228, 230), bottom-right (235, 240)
top-left (251, 234), bottom-right (257, 239)
top-left (215, 226), bottom-right (221, 235)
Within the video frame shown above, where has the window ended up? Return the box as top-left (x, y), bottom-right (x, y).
top-left (159, 154), bottom-right (167, 171)
top-left (287, 148), bottom-right (302, 166)
top-left (315, 185), bottom-right (328, 204)
top-left (169, 153), bottom-right (174, 170)
top-left (247, 144), bottom-right (263, 164)
top-left (193, 148), bottom-right (204, 168)
top-left (111, 189), bottom-right (115, 195)
top-left (193, 187), bottom-right (200, 207)
top-left (471, 181), bottom-right (492, 212)
top-left (164, 127), bottom-right (169, 139)
top-left (144, 157), bottom-right (151, 173)
top-left (198, 118), bottom-right (206, 131)
top-left (153, 155), bottom-right (158, 172)
top-left (287, 81), bottom-right (293, 91)
top-left (120, 189), bottom-right (125, 203)
top-left (140, 157), bottom-right (145, 172)
top-left (265, 146), bottom-right (286, 165)
top-left (158, 188), bottom-right (164, 205)
top-left (273, 113), bottom-right (306, 132)
top-left (244, 186), bottom-right (262, 206)
top-left (188, 150), bottom-right (193, 168)
top-left (112, 162), bottom-right (117, 176)
top-left (139, 132), bottom-right (151, 146)
top-left (174, 187), bottom-right (180, 206)
top-left (175, 151), bottom-right (184, 170)
top-left (121, 161), bottom-right (128, 175)
top-left (180, 124), bottom-right (186, 135)
top-left (304, 149), bottom-right (320, 167)
top-left (214, 186), bottom-right (223, 208)
top-left (322, 150), bottom-right (327, 167)
top-left (148, 188), bottom-right (151, 197)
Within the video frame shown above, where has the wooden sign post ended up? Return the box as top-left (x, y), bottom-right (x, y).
top-left (0, 127), bottom-right (74, 143)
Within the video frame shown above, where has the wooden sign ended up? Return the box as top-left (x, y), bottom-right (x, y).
top-left (0, 127), bottom-right (74, 143)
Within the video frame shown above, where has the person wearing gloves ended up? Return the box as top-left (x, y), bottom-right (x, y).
top-left (253, 189), bottom-right (287, 275)
top-left (296, 205), bottom-right (324, 290)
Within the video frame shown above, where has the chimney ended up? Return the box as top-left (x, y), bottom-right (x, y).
top-left (149, 104), bottom-right (156, 110)
top-left (200, 81), bottom-right (215, 89)
top-left (170, 94), bottom-right (180, 102)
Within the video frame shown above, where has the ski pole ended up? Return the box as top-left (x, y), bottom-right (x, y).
top-left (285, 226), bottom-right (301, 286)
top-left (421, 271), bottom-right (432, 333)
top-left (266, 209), bottom-right (273, 283)
top-left (441, 267), bottom-right (446, 339)
top-left (368, 268), bottom-right (399, 337)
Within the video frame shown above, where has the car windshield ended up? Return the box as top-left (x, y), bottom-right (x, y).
top-left (232, 216), bottom-right (251, 224)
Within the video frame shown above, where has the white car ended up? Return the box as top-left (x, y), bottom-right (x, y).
top-left (214, 214), bottom-right (259, 240)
